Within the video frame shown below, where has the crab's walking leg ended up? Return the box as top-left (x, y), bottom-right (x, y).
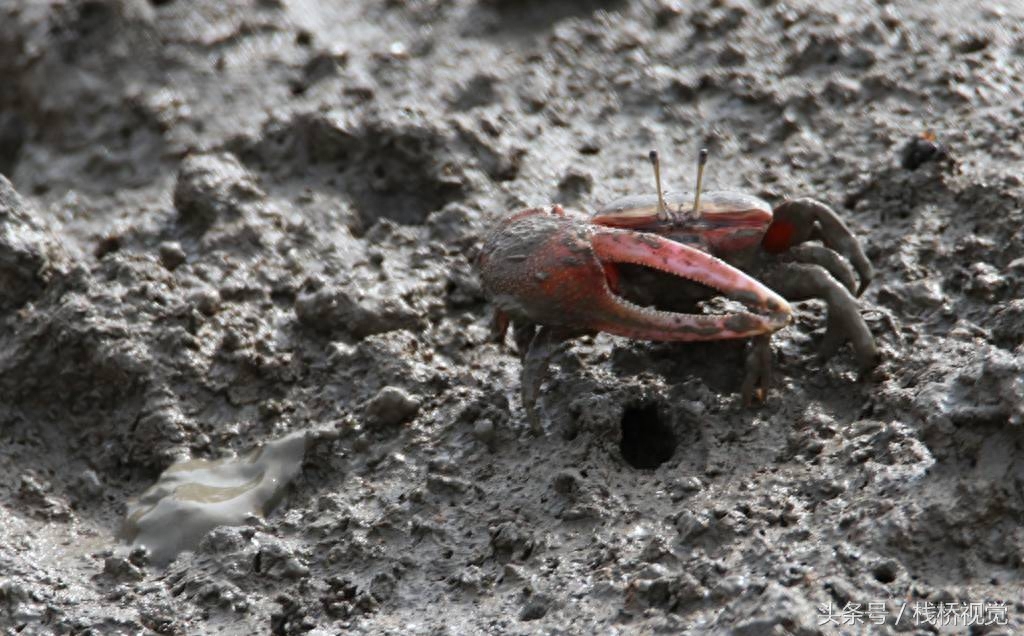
top-left (761, 263), bottom-right (879, 372)
top-left (512, 321), bottom-right (537, 357)
top-left (740, 335), bottom-right (773, 405)
top-left (765, 198), bottom-right (873, 296)
top-left (784, 244), bottom-right (858, 296)
top-left (521, 326), bottom-right (566, 434)
top-left (491, 309), bottom-right (511, 343)
top-left (492, 317), bottom-right (562, 433)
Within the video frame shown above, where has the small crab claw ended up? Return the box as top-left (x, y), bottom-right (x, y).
top-left (477, 209), bottom-right (792, 343)
top-left (762, 198), bottom-right (874, 296)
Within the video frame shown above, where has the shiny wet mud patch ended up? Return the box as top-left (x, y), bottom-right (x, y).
top-left (122, 430), bottom-right (318, 566)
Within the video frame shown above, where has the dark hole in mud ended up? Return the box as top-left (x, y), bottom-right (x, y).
top-left (94, 235), bottom-right (122, 259)
top-left (316, 122), bottom-right (467, 230)
top-left (349, 136), bottom-right (464, 230)
top-left (0, 113), bottom-right (25, 176)
top-left (483, 0), bottom-right (627, 35)
top-left (872, 562), bottom-right (897, 584)
top-left (619, 404), bottom-right (676, 469)
top-left (230, 114), bottom-right (467, 231)
top-left (78, 1), bottom-right (112, 24)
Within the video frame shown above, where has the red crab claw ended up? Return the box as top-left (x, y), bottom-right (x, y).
top-left (477, 207), bottom-right (792, 342)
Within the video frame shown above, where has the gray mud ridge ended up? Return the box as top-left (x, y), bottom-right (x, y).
top-left (2, 0), bottom-right (1024, 634)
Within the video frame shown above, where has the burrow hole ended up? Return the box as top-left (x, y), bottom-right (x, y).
top-left (872, 562), bottom-right (898, 584)
top-left (620, 403), bottom-right (677, 470)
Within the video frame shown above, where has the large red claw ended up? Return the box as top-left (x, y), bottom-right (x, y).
top-left (588, 228), bottom-right (791, 340)
top-left (476, 208), bottom-right (792, 342)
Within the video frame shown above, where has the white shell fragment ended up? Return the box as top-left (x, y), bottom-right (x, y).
top-left (122, 431), bottom-right (312, 566)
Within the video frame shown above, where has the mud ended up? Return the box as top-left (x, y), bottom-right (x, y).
top-left (1, 1), bottom-right (1023, 634)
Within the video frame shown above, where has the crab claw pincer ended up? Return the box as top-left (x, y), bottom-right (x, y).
top-left (477, 207), bottom-right (792, 341)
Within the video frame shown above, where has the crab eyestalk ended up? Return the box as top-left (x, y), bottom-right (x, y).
top-left (692, 148), bottom-right (708, 215)
top-left (649, 150), bottom-right (667, 221)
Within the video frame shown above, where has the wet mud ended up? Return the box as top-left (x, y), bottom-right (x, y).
top-left (1, 1), bottom-right (1023, 634)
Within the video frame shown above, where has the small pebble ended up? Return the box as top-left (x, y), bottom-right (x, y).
top-left (900, 133), bottom-right (951, 170)
top-left (158, 241), bottom-right (186, 270)
top-left (365, 386), bottom-right (421, 427)
top-left (473, 418), bottom-right (496, 446)
top-left (191, 288), bottom-right (221, 316)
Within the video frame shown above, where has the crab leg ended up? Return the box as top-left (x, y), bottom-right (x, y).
top-left (764, 198), bottom-right (873, 296)
top-left (588, 228), bottom-right (792, 341)
top-left (759, 261), bottom-right (879, 371)
top-left (521, 325), bottom-right (564, 434)
top-left (785, 244), bottom-right (859, 296)
top-left (740, 334), bottom-right (773, 405)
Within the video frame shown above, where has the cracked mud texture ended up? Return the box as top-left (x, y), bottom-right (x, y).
top-left (1, 1), bottom-right (1023, 634)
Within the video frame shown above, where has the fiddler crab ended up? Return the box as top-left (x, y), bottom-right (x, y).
top-left (476, 149), bottom-right (879, 432)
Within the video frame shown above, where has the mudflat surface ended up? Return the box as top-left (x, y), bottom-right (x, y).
top-left (2, 1), bottom-right (1024, 634)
